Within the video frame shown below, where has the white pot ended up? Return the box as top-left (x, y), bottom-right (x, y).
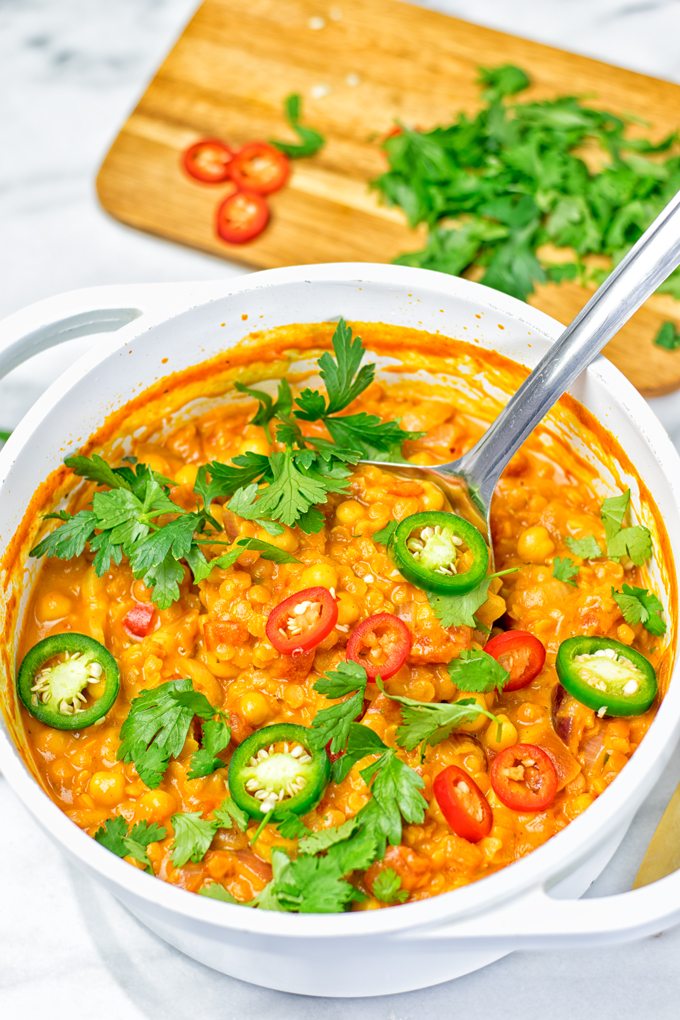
top-left (0, 264), bottom-right (679, 998)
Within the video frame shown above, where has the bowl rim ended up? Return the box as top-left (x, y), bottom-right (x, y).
top-left (1, 261), bottom-right (679, 939)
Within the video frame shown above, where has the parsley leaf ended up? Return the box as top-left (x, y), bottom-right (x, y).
top-left (170, 811), bottom-right (218, 866)
top-left (553, 556), bottom-right (579, 585)
top-left (316, 319), bottom-right (375, 415)
top-left (372, 867), bottom-right (408, 904)
top-left (235, 378), bottom-right (293, 429)
top-left (447, 648), bottom-right (510, 692)
top-left (372, 520), bottom-right (399, 546)
top-left (271, 93), bottom-right (326, 159)
top-left (324, 413), bottom-right (418, 461)
top-left (378, 682), bottom-right (499, 754)
top-left (310, 662), bottom-right (369, 755)
top-left (612, 584), bottom-right (666, 636)
top-left (212, 796), bottom-right (250, 833)
top-left (188, 719), bottom-right (231, 779)
top-left (600, 490), bottom-right (653, 565)
top-left (95, 817), bottom-right (166, 874)
top-left (117, 678), bottom-right (219, 788)
top-left (253, 449), bottom-right (337, 529)
top-left (565, 535), bottom-right (603, 559)
top-left (427, 568), bottom-right (517, 628)
top-left (653, 321), bottom-right (680, 351)
top-left (199, 883), bottom-right (240, 903)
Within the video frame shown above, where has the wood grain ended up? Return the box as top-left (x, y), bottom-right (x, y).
top-left (96, 0), bottom-right (680, 395)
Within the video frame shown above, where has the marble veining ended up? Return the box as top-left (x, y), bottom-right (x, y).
top-left (1, 1), bottom-right (680, 1016)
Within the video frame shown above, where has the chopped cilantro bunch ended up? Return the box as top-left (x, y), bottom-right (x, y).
top-left (372, 64), bottom-right (680, 304)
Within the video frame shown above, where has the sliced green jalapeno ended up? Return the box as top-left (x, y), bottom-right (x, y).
top-left (391, 510), bottom-right (489, 595)
top-left (17, 633), bottom-right (120, 730)
top-left (228, 723), bottom-right (330, 820)
top-left (555, 636), bottom-right (657, 717)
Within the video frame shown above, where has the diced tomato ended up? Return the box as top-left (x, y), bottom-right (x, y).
top-left (215, 190), bottom-right (269, 244)
top-left (433, 765), bottom-right (493, 842)
top-left (266, 587), bottom-right (338, 655)
top-left (346, 613), bottom-right (412, 680)
top-left (124, 603), bottom-right (156, 638)
top-left (490, 743), bottom-right (558, 812)
top-left (229, 142), bottom-right (290, 195)
top-left (182, 139), bottom-right (233, 183)
top-left (484, 630), bottom-right (546, 692)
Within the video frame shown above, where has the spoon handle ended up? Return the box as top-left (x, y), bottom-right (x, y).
top-left (460, 189), bottom-right (680, 506)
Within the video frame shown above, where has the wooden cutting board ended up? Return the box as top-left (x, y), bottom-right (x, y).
top-left (97, 0), bottom-right (680, 395)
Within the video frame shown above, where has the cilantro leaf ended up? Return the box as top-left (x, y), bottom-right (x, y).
top-left (427, 568), bottom-right (517, 628)
top-left (372, 868), bottom-right (408, 904)
top-left (653, 321), bottom-right (680, 351)
top-left (378, 682), bottom-right (499, 754)
top-left (235, 537), bottom-right (299, 564)
top-left (310, 662), bottom-right (369, 755)
top-left (271, 93), bottom-right (326, 159)
top-left (319, 319), bottom-right (375, 415)
top-left (607, 526), bottom-right (653, 566)
top-left (478, 64), bottom-right (531, 102)
top-left (226, 484), bottom-right (284, 535)
top-left (199, 883), bottom-right (240, 903)
top-left (170, 812), bottom-right (218, 866)
top-left (212, 797), bottom-right (250, 833)
top-left (565, 535), bottom-right (603, 559)
top-left (331, 722), bottom-right (388, 783)
top-left (30, 510), bottom-right (97, 560)
top-left (276, 813), bottom-right (311, 840)
top-left (372, 520), bottom-right (399, 546)
top-left (447, 648), bottom-right (510, 692)
top-left (95, 817), bottom-right (166, 874)
top-left (359, 750), bottom-right (427, 846)
top-left (553, 556), bottom-right (579, 585)
top-left (117, 678), bottom-right (218, 788)
top-left (612, 584), bottom-right (666, 636)
top-left (188, 719), bottom-right (231, 779)
top-left (298, 818), bottom-right (358, 855)
top-left (601, 490), bottom-right (631, 543)
top-left (324, 413), bottom-right (421, 460)
top-left (254, 449), bottom-right (336, 528)
top-left (235, 378), bottom-right (293, 428)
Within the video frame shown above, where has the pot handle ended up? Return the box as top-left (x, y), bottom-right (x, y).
top-left (396, 868), bottom-right (680, 948)
top-left (0, 282), bottom-right (224, 382)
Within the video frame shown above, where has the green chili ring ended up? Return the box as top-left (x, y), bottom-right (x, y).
top-left (17, 632), bottom-right (120, 730)
top-left (555, 635), bottom-right (657, 717)
top-left (228, 723), bottom-right (330, 821)
top-left (391, 510), bottom-right (489, 594)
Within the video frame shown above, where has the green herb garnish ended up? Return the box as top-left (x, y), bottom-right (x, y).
top-left (653, 321), bottom-right (680, 351)
top-left (271, 93), bottom-right (326, 159)
top-left (447, 648), bottom-right (510, 692)
top-left (372, 65), bottom-right (680, 309)
top-left (612, 584), bottom-right (666, 636)
top-left (553, 556), bottom-right (579, 586)
top-left (94, 817), bottom-right (166, 874)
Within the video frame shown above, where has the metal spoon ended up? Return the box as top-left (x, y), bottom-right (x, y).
top-left (369, 189), bottom-right (680, 551)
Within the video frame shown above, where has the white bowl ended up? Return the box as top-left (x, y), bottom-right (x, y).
top-left (1, 264), bottom-right (679, 998)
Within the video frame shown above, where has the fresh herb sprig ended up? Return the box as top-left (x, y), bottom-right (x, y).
top-left (372, 64), bottom-right (680, 308)
top-left (117, 678), bottom-right (227, 788)
top-left (612, 583), bottom-right (666, 636)
top-left (30, 454), bottom-right (295, 608)
top-left (202, 319), bottom-right (421, 534)
top-left (94, 817), bottom-right (166, 874)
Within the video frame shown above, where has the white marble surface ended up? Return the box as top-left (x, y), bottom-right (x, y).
top-left (2, 0), bottom-right (680, 1015)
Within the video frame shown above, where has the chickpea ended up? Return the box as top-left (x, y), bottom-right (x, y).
top-left (300, 563), bottom-right (338, 590)
top-left (88, 771), bottom-right (126, 807)
top-left (421, 481), bottom-right (446, 511)
top-left (35, 590), bottom-right (72, 623)
top-left (175, 464), bottom-right (198, 488)
top-left (238, 691), bottom-right (271, 726)
top-left (138, 789), bottom-right (177, 822)
top-left (456, 693), bottom-right (491, 734)
top-left (517, 525), bottom-right (555, 563)
top-left (337, 591), bottom-right (360, 625)
top-left (265, 527), bottom-right (299, 554)
top-left (617, 623), bottom-right (636, 645)
top-left (336, 499), bottom-right (364, 526)
top-left (482, 714), bottom-right (518, 752)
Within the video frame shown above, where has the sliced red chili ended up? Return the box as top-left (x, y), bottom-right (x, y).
top-left (124, 603), bottom-right (156, 638)
top-left (266, 586), bottom-right (338, 655)
top-left (490, 743), bottom-right (558, 812)
top-left (433, 765), bottom-right (492, 842)
top-left (484, 630), bottom-right (546, 692)
top-left (215, 190), bottom-right (269, 244)
top-left (230, 141), bottom-right (290, 195)
top-left (182, 139), bottom-right (233, 183)
top-left (346, 613), bottom-right (412, 680)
